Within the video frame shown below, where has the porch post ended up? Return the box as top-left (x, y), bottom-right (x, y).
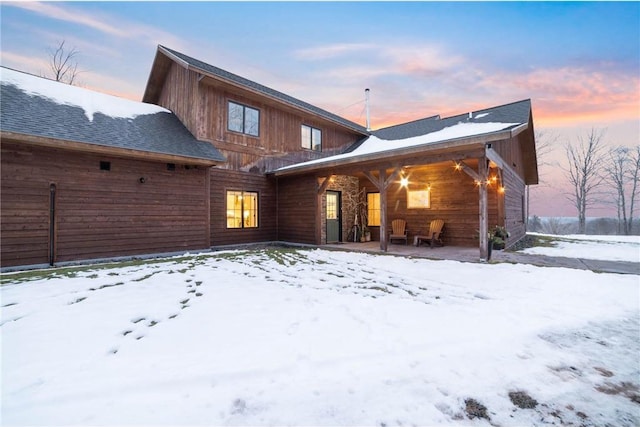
top-left (379, 169), bottom-right (388, 252)
top-left (478, 158), bottom-right (489, 261)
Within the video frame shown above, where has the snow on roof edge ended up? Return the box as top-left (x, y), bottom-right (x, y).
top-left (1, 67), bottom-right (170, 122)
top-left (275, 121), bottom-right (520, 173)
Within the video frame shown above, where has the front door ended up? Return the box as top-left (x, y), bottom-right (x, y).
top-left (326, 191), bottom-right (341, 243)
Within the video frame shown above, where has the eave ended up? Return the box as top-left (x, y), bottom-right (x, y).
top-left (1, 131), bottom-right (223, 167)
top-left (272, 127), bottom-right (522, 177)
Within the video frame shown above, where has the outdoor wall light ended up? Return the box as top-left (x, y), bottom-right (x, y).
top-left (139, 177), bottom-right (146, 184)
top-left (400, 176), bottom-right (409, 187)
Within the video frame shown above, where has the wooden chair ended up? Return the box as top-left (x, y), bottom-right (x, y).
top-left (389, 219), bottom-right (408, 245)
top-left (414, 219), bottom-right (444, 248)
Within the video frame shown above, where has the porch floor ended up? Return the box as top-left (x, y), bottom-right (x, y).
top-left (325, 241), bottom-right (483, 263)
top-left (323, 240), bottom-right (639, 275)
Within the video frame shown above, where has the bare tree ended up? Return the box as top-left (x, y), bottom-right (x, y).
top-left (526, 130), bottom-right (556, 229)
top-left (563, 128), bottom-right (606, 234)
top-left (46, 40), bottom-right (80, 85)
top-left (604, 145), bottom-right (640, 234)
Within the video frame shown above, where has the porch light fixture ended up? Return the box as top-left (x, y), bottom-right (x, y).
top-left (400, 176), bottom-right (409, 187)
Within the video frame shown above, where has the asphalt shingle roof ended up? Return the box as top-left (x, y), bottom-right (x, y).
top-left (1, 68), bottom-right (226, 163)
top-left (372, 99), bottom-right (531, 140)
top-left (158, 45), bottom-right (368, 135)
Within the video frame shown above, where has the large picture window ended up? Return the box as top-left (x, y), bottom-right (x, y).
top-left (228, 101), bottom-right (260, 136)
top-left (301, 124), bottom-right (322, 151)
top-left (226, 191), bottom-right (258, 228)
top-left (367, 192), bottom-right (381, 226)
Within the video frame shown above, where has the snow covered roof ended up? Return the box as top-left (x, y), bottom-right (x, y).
top-left (274, 99), bottom-right (532, 175)
top-left (0, 67), bottom-right (225, 164)
top-left (144, 45), bottom-right (369, 136)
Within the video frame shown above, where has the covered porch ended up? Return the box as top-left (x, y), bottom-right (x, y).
top-left (273, 100), bottom-right (537, 262)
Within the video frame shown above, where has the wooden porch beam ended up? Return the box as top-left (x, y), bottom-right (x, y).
top-left (485, 146), bottom-right (525, 186)
top-left (383, 167), bottom-right (402, 190)
top-left (362, 171), bottom-right (381, 190)
top-left (317, 175), bottom-right (333, 194)
top-left (378, 168), bottom-right (389, 252)
top-left (478, 157), bottom-right (489, 261)
top-left (455, 160), bottom-right (481, 182)
top-left (315, 175), bottom-right (334, 245)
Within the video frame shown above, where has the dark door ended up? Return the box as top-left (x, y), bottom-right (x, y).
top-left (326, 191), bottom-right (341, 243)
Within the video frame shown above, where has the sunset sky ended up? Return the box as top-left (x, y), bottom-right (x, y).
top-left (1, 1), bottom-right (638, 217)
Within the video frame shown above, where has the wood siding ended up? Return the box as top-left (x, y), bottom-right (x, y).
top-left (276, 175), bottom-right (317, 244)
top-left (157, 62), bottom-right (200, 138)
top-left (502, 165), bottom-right (527, 245)
top-left (154, 65), bottom-right (364, 173)
top-left (359, 162), bottom-right (503, 247)
top-left (1, 141), bottom-right (209, 267)
top-left (491, 134), bottom-right (528, 182)
top-left (209, 169), bottom-right (277, 246)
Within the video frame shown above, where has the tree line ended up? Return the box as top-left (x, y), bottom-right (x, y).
top-left (529, 129), bottom-right (640, 235)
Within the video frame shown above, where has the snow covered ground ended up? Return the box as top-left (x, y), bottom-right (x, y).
top-left (521, 233), bottom-right (640, 263)
top-left (2, 236), bottom-right (639, 426)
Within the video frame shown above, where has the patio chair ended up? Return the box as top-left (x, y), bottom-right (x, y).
top-left (389, 219), bottom-right (408, 245)
top-left (414, 219), bottom-right (444, 248)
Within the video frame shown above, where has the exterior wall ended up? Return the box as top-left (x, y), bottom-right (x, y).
top-left (209, 169), bottom-right (277, 246)
top-left (196, 79), bottom-right (364, 172)
top-left (276, 174), bottom-right (317, 244)
top-left (158, 62), bottom-right (200, 139)
top-left (1, 141), bottom-right (210, 267)
top-left (154, 64), bottom-right (364, 174)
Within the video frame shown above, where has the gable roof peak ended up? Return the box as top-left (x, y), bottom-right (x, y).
top-left (148, 45), bottom-right (368, 135)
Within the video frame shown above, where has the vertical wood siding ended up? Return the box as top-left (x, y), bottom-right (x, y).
top-left (1, 142), bottom-right (209, 267)
top-left (209, 169), bottom-right (277, 246)
top-left (276, 175), bottom-right (317, 244)
top-left (502, 165), bottom-right (527, 245)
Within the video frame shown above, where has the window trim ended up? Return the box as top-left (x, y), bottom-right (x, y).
top-left (227, 101), bottom-right (260, 137)
top-left (301, 124), bottom-right (322, 151)
top-left (226, 190), bottom-right (259, 229)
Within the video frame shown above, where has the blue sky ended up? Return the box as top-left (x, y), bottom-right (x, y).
top-left (1, 1), bottom-right (639, 216)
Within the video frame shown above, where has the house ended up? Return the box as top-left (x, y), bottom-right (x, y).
top-left (0, 45), bottom-right (538, 269)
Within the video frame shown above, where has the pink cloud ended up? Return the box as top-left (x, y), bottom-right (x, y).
top-left (8, 2), bottom-right (185, 49)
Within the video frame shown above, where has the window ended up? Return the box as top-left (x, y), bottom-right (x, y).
top-left (367, 192), bottom-right (381, 226)
top-left (226, 191), bottom-right (258, 228)
top-left (100, 161), bottom-right (111, 171)
top-left (301, 124), bottom-right (322, 151)
top-left (228, 101), bottom-right (260, 136)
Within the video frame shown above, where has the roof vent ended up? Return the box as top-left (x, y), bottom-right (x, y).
top-left (365, 88), bottom-right (371, 131)
top-left (468, 111), bottom-right (473, 119)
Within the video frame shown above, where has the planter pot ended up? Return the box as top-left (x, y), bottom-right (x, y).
top-left (365, 232), bottom-right (371, 242)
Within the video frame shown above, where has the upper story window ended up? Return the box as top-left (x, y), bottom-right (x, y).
top-left (228, 101), bottom-right (260, 137)
top-left (301, 124), bottom-right (322, 151)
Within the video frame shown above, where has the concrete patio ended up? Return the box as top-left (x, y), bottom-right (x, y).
top-left (324, 240), bottom-right (640, 275)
